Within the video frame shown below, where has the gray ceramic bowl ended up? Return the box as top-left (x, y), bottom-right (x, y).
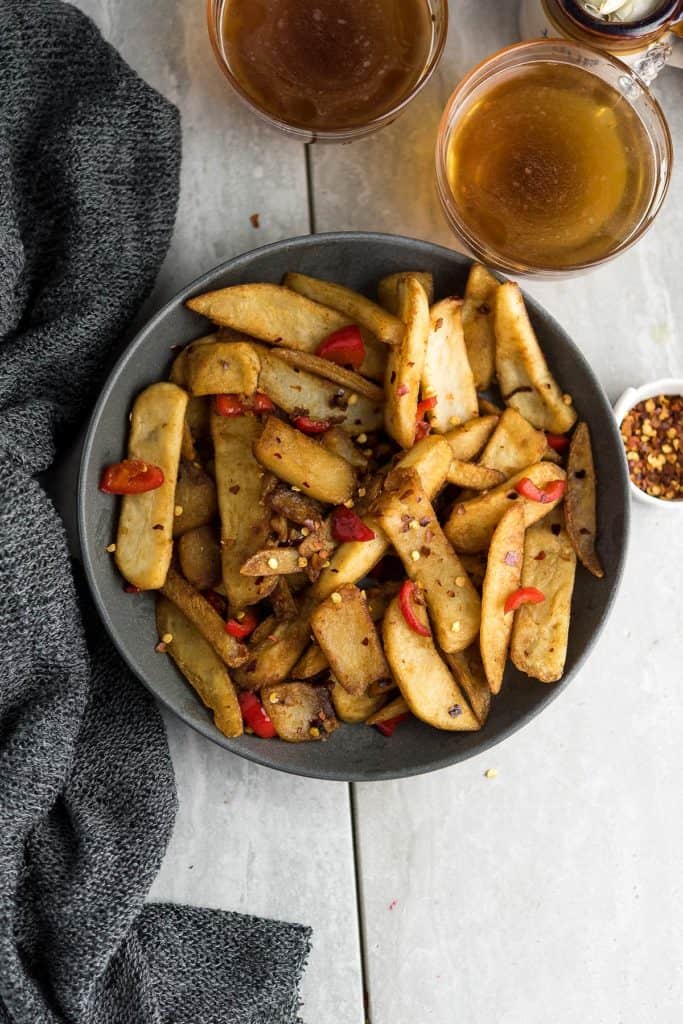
top-left (78, 232), bottom-right (629, 781)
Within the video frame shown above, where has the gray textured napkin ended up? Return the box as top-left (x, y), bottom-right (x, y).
top-left (0, 2), bottom-right (310, 1022)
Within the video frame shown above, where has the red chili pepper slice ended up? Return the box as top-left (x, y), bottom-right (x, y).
top-left (331, 506), bottom-right (376, 543)
top-left (504, 586), bottom-right (545, 614)
top-left (238, 691), bottom-right (277, 739)
top-left (203, 589), bottom-right (227, 616)
top-left (545, 432), bottom-right (569, 452)
top-left (375, 712), bottom-right (410, 737)
top-left (292, 414), bottom-right (332, 435)
top-left (398, 580), bottom-right (431, 637)
top-left (100, 459), bottom-right (164, 495)
top-left (251, 391), bottom-right (276, 413)
top-left (316, 325), bottom-right (365, 369)
top-left (514, 477), bottom-right (566, 504)
top-left (414, 419), bottom-right (431, 442)
top-left (416, 396), bottom-right (437, 418)
top-left (414, 395), bottom-right (437, 441)
top-left (225, 609), bottom-right (259, 639)
top-left (215, 394), bottom-right (245, 417)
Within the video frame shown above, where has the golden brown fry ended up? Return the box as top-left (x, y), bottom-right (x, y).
top-left (332, 683), bottom-right (387, 724)
top-left (161, 567), bottom-right (248, 668)
top-left (156, 597), bottom-right (243, 738)
top-left (267, 346), bottom-right (385, 402)
top-left (254, 417), bottom-right (356, 505)
top-left (186, 396), bottom-right (211, 444)
top-left (444, 415), bottom-right (499, 462)
top-left (283, 271), bottom-right (404, 346)
top-left (377, 271), bottom-right (434, 314)
top-left (169, 334), bottom-right (217, 387)
top-left (261, 682), bottom-right (338, 742)
top-left (422, 298), bottom-right (478, 432)
top-left (478, 397), bottom-right (504, 416)
top-left (320, 426), bottom-right (369, 469)
top-left (447, 460), bottom-right (506, 490)
top-left (234, 602), bottom-right (315, 690)
top-left (443, 646), bottom-right (491, 726)
top-left (478, 407), bottom-right (547, 479)
top-left (240, 547), bottom-right (303, 577)
top-left (384, 275), bottom-right (430, 449)
top-left (185, 341), bottom-right (260, 397)
top-left (311, 584), bottom-right (390, 696)
top-left (177, 525), bottom-right (221, 591)
top-left (292, 644), bottom-right (329, 680)
top-left (479, 504), bottom-right (525, 693)
top-left (566, 422), bottom-right (604, 578)
top-left (172, 460), bottom-right (218, 538)
top-left (365, 694), bottom-right (410, 726)
top-left (462, 263), bottom-right (499, 390)
top-left (180, 420), bottom-right (196, 462)
top-left (115, 382), bottom-right (188, 590)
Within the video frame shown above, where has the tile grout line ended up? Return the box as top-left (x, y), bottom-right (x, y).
top-left (349, 782), bottom-right (372, 1024)
top-left (304, 143), bottom-right (317, 235)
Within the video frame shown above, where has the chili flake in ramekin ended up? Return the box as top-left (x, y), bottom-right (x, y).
top-left (620, 394), bottom-right (682, 501)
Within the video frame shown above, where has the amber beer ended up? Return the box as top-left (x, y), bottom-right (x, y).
top-left (444, 62), bottom-right (657, 270)
top-left (218, 0), bottom-right (433, 132)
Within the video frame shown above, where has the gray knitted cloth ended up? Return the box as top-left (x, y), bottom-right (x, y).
top-left (0, 2), bottom-right (311, 1022)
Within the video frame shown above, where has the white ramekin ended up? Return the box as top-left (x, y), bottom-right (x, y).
top-left (613, 377), bottom-right (683, 509)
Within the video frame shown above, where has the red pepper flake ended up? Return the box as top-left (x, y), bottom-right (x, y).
top-left (249, 213), bottom-right (260, 228)
top-left (503, 550), bottom-right (519, 566)
top-left (229, 484), bottom-right (241, 494)
top-left (124, 584), bottom-right (141, 593)
top-left (448, 704), bottom-right (463, 717)
top-left (397, 384), bottom-right (409, 397)
top-left (534, 551), bottom-right (547, 561)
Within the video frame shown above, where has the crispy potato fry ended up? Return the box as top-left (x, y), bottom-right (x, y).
top-left (161, 567), bottom-right (248, 668)
top-left (478, 396), bottom-right (504, 416)
top-left (373, 467), bottom-right (481, 653)
top-left (172, 460), bottom-right (218, 537)
top-left (443, 646), bottom-right (491, 726)
top-left (479, 504), bottom-right (525, 693)
top-left (115, 382), bottom-right (188, 590)
top-left (495, 283), bottom-right (577, 432)
top-left (186, 283), bottom-right (385, 381)
top-left (186, 396), bottom-right (211, 442)
top-left (267, 346), bottom-right (385, 402)
top-left (292, 644), bottom-right (329, 680)
top-left (447, 460), bottom-right (506, 490)
top-left (270, 578), bottom-right (299, 621)
top-left (382, 597), bottom-right (479, 730)
top-left (178, 525), bottom-right (221, 591)
top-left (311, 435), bottom-right (452, 600)
top-left (260, 681), bottom-right (338, 742)
top-left (283, 271), bottom-right (404, 347)
top-left (332, 682), bottom-right (387, 724)
top-left (320, 426), bottom-right (369, 469)
top-left (212, 412), bottom-right (278, 609)
top-left (423, 298), bottom-right (478, 432)
top-left (156, 596), bottom-right (242, 737)
top-left (566, 422), bottom-right (604, 578)
top-left (240, 547), bottom-right (303, 577)
top-left (169, 334), bottom-right (217, 387)
top-left (256, 347), bottom-right (383, 435)
top-left (365, 693), bottom-right (410, 725)
top-left (445, 462), bottom-right (567, 553)
top-left (462, 263), bottom-right (499, 390)
top-left (180, 420), bottom-right (196, 462)
top-left (511, 508), bottom-right (577, 682)
top-left (384, 275), bottom-right (430, 449)
top-left (234, 601), bottom-right (314, 689)
top-left (254, 416), bottom-right (356, 505)
top-left (377, 271), bottom-right (434, 314)
top-left (444, 415), bottom-right (499, 462)
top-left (311, 584), bottom-right (390, 695)
top-left (477, 407), bottom-right (547, 479)
top-left (185, 341), bottom-right (260, 397)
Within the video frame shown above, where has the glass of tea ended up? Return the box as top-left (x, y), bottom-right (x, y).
top-left (435, 40), bottom-right (673, 276)
top-left (207, 0), bottom-right (448, 142)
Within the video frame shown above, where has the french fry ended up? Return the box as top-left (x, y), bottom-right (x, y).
top-left (186, 283), bottom-right (386, 381)
top-left (320, 426), bottom-right (370, 469)
top-left (373, 467), bottom-right (481, 653)
top-left (311, 584), bottom-right (390, 695)
top-left (365, 694), bottom-right (410, 726)
top-left (156, 596), bottom-right (242, 738)
top-left (477, 407), bottom-right (547, 479)
top-left (240, 547), bottom-right (303, 577)
top-left (169, 334), bottom-right (217, 387)
top-left (462, 263), bottom-right (499, 390)
top-left (565, 422), bottom-right (604, 578)
top-left (478, 396), bottom-right (504, 416)
top-left (283, 271), bottom-right (404, 347)
top-left (266, 346), bottom-right (385, 402)
top-left (160, 567), bottom-right (248, 668)
top-left (186, 396), bottom-right (211, 444)
top-left (382, 597), bottom-right (480, 731)
top-left (270, 578), bottom-right (299, 621)
top-left (172, 460), bottom-right (218, 537)
top-left (495, 282), bottom-right (577, 433)
top-left (212, 412), bottom-right (278, 609)
top-left (115, 382), bottom-right (187, 590)
top-left (445, 462), bottom-right (567, 553)
top-left (234, 601), bottom-right (315, 689)
top-left (177, 525), bottom-right (221, 591)
top-left (511, 508), bottom-right (577, 682)
top-left (260, 682), bottom-right (338, 742)
top-left (377, 271), bottom-right (434, 314)
top-left (384, 275), bottom-right (430, 449)
top-left (292, 644), bottom-right (329, 680)
top-left (443, 646), bottom-right (491, 726)
top-left (422, 298), bottom-right (478, 432)
top-left (447, 460), bottom-right (506, 490)
top-left (479, 504), bottom-right (525, 693)
top-left (332, 683), bottom-right (387, 724)
top-left (444, 415), bottom-right (499, 462)
top-left (185, 341), bottom-right (260, 397)
top-left (253, 416), bottom-right (356, 505)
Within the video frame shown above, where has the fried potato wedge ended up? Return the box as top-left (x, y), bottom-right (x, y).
top-left (256, 347), bottom-right (383, 435)
top-left (320, 426), bottom-right (370, 469)
top-left (443, 646), bottom-right (491, 726)
top-left (332, 683), bottom-right (386, 724)
top-left (234, 602), bottom-right (314, 689)
top-left (382, 597), bottom-right (479, 731)
top-left (254, 416), bottom-right (355, 505)
top-left (260, 681), bottom-right (338, 742)
top-left (186, 283), bottom-right (385, 381)
top-left (445, 462), bottom-right (567, 553)
top-left (161, 568), bottom-right (248, 668)
top-left (240, 547), bottom-right (302, 577)
top-left (311, 584), bottom-right (390, 696)
top-left (384, 275), bottom-right (430, 449)
top-left (462, 263), bottom-right (499, 390)
top-left (377, 271), bottom-right (434, 314)
top-left (373, 467), bottom-right (481, 654)
top-left (479, 504), bottom-right (525, 693)
top-left (177, 525), bottom-right (221, 591)
top-left (185, 341), bottom-right (260, 397)
top-left (495, 282), bottom-right (577, 433)
top-left (423, 298), bottom-right (478, 432)
top-left (284, 271), bottom-right (404, 347)
top-left (478, 407), bottom-right (547, 479)
top-left (365, 694), bottom-right (410, 726)
top-left (267, 346), bottom-right (385, 402)
top-left (172, 460), bottom-right (218, 537)
top-left (566, 422), bottom-right (604, 578)
top-left (444, 415), bottom-right (499, 462)
top-left (212, 412), bottom-right (278, 609)
top-left (447, 460), bottom-right (506, 490)
top-left (478, 396), bottom-right (504, 416)
top-left (156, 596), bottom-right (242, 738)
top-left (115, 382), bottom-right (188, 590)
top-left (292, 644), bottom-right (329, 680)
top-left (511, 508), bottom-right (577, 682)
top-left (169, 334), bottom-right (217, 387)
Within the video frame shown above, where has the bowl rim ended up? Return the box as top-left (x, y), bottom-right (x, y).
top-left (78, 230), bottom-right (631, 781)
top-left (613, 377), bottom-right (683, 510)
